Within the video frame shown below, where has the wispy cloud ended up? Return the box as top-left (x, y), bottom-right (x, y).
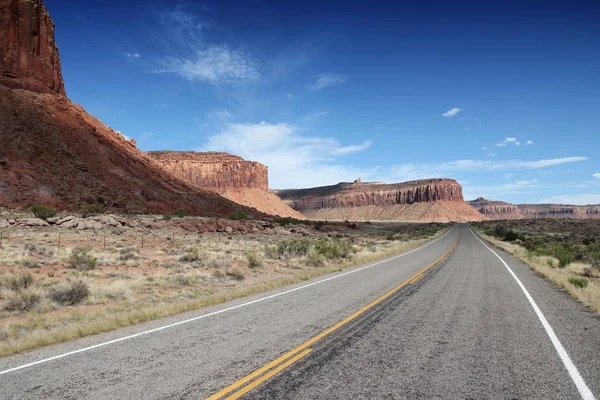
top-left (207, 109), bottom-right (232, 121)
top-left (300, 110), bottom-right (330, 121)
top-left (525, 140), bottom-right (534, 146)
top-left (593, 173), bottom-right (600, 179)
top-left (385, 157), bottom-right (587, 182)
top-left (159, 45), bottom-right (259, 85)
top-left (540, 193), bottom-right (600, 205)
top-left (201, 121), bottom-right (371, 188)
top-left (126, 52), bottom-right (141, 59)
top-left (307, 73), bottom-right (348, 91)
top-left (153, 7), bottom-right (259, 85)
top-left (286, 94), bottom-right (294, 98)
top-left (442, 107), bottom-right (461, 118)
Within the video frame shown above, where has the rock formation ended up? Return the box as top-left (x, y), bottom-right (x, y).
top-left (276, 179), bottom-right (487, 222)
top-left (468, 197), bottom-right (600, 220)
top-left (148, 151), bottom-right (268, 191)
top-left (149, 151), bottom-right (305, 219)
top-left (0, 0), bottom-right (260, 218)
top-left (468, 197), bottom-right (524, 220)
top-left (0, 0), bottom-right (65, 95)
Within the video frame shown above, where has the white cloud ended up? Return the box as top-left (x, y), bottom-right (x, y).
top-left (593, 173), bottom-right (600, 179)
top-left (201, 122), bottom-right (371, 188)
top-left (286, 94), bottom-right (294, 98)
top-left (307, 73), bottom-right (348, 91)
top-left (442, 107), bottom-right (461, 118)
top-left (495, 137), bottom-right (520, 147)
top-left (486, 153), bottom-right (498, 157)
top-left (160, 45), bottom-right (259, 85)
top-left (482, 147), bottom-right (488, 151)
top-left (525, 140), bottom-right (534, 146)
top-left (540, 194), bottom-right (600, 205)
top-left (384, 157), bottom-right (587, 182)
top-left (127, 52), bottom-right (141, 58)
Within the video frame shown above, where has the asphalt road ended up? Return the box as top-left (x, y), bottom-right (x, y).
top-left (1, 225), bottom-right (599, 399)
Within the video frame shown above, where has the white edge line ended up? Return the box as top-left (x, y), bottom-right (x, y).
top-left (469, 227), bottom-right (596, 400)
top-left (0, 229), bottom-right (454, 375)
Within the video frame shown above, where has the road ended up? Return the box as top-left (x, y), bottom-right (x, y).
top-left (1, 225), bottom-right (599, 399)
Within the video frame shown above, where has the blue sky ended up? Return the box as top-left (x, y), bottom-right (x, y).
top-left (46, 0), bottom-right (600, 204)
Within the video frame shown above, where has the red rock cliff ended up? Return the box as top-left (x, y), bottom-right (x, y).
top-left (148, 151), bottom-right (268, 191)
top-left (277, 178), bottom-right (464, 211)
top-left (468, 197), bottom-right (524, 220)
top-left (0, 0), bottom-right (65, 95)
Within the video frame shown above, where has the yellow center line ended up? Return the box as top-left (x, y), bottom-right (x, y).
top-left (408, 273), bottom-right (424, 284)
top-left (208, 233), bottom-right (460, 400)
top-left (225, 349), bottom-right (313, 400)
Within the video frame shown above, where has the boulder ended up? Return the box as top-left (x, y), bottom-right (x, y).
top-left (17, 218), bottom-right (49, 227)
top-left (0, 219), bottom-right (9, 229)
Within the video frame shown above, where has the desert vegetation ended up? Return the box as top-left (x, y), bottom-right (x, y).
top-left (473, 219), bottom-right (600, 312)
top-left (0, 210), bottom-right (448, 356)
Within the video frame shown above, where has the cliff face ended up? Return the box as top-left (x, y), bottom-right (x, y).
top-left (468, 197), bottom-right (600, 220)
top-left (0, 0), bottom-right (263, 218)
top-left (278, 179), bottom-right (464, 211)
top-left (149, 151), bottom-right (305, 219)
top-left (276, 179), bottom-right (486, 222)
top-left (468, 197), bottom-right (524, 220)
top-left (148, 151), bottom-right (268, 191)
top-left (0, 0), bottom-right (65, 95)
top-left (518, 204), bottom-right (600, 219)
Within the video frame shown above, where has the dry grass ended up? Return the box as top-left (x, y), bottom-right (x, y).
top-left (476, 231), bottom-right (600, 313)
top-left (0, 220), bottom-right (447, 357)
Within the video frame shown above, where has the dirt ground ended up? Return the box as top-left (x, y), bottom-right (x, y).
top-left (0, 210), bottom-right (448, 356)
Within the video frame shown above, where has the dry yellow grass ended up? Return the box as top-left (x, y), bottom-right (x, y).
top-left (476, 231), bottom-right (600, 313)
top-left (0, 224), bottom-right (446, 357)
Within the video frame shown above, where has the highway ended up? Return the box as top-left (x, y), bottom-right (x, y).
top-left (1, 225), bottom-right (599, 399)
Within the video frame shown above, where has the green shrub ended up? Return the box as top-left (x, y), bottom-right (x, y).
top-left (118, 248), bottom-right (139, 261)
top-left (503, 230), bottom-right (523, 242)
top-left (552, 243), bottom-right (573, 268)
top-left (163, 214), bottom-right (173, 221)
top-left (49, 280), bottom-right (89, 305)
top-left (80, 204), bottom-right (103, 218)
top-left (20, 259), bottom-right (39, 269)
top-left (568, 277), bottom-right (588, 289)
top-left (587, 241), bottom-right (600, 270)
top-left (6, 273), bottom-right (34, 291)
top-left (68, 247), bottom-right (98, 271)
top-left (227, 269), bottom-right (245, 280)
top-left (230, 211), bottom-right (252, 220)
top-left (546, 258), bottom-right (555, 268)
top-left (3, 287), bottom-right (41, 311)
top-left (247, 252), bottom-right (263, 268)
top-left (179, 248), bottom-right (202, 262)
top-left (314, 238), bottom-right (354, 259)
top-left (274, 216), bottom-right (303, 226)
top-left (30, 204), bottom-right (56, 220)
top-left (306, 252), bottom-right (326, 268)
top-left (172, 209), bottom-right (187, 218)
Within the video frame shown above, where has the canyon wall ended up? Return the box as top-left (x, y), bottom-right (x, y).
top-left (468, 198), bottom-right (600, 220)
top-left (277, 179), bottom-right (465, 211)
top-left (148, 151), bottom-right (268, 191)
top-left (0, 0), bottom-right (65, 95)
top-left (149, 151), bottom-right (304, 219)
top-left (276, 179), bottom-right (486, 222)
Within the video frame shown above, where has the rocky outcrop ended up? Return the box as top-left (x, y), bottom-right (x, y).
top-left (276, 179), bottom-right (486, 222)
top-left (0, 0), bottom-right (65, 95)
top-left (148, 151), bottom-right (268, 190)
top-left (468, 197), bottom-right (600, 220)
top-left (277, 179), bottom-right (465, 211)
top-left (0, 0), bottom-right (262, 218)
top-left (517, 204), bottom-right (600, 219)
top-left (468, 197), bottom-right (524, 220)
top-left (149, 151), bottom-right (305, 219)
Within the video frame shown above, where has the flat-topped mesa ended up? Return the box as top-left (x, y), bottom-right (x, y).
top-left (149, 151), bottom-right (268, 191)
top-left (0, 0), bottom-right (65, 95)
top-left (518, 204), bottom-right (600, 219)
top-left (468, 198), bottom-right (524, 219)
top-left (279, 178), bottom-right (464, 211)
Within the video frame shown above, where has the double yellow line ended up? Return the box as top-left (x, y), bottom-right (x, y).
top-left (208, 233), bottom-right (460, 400)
